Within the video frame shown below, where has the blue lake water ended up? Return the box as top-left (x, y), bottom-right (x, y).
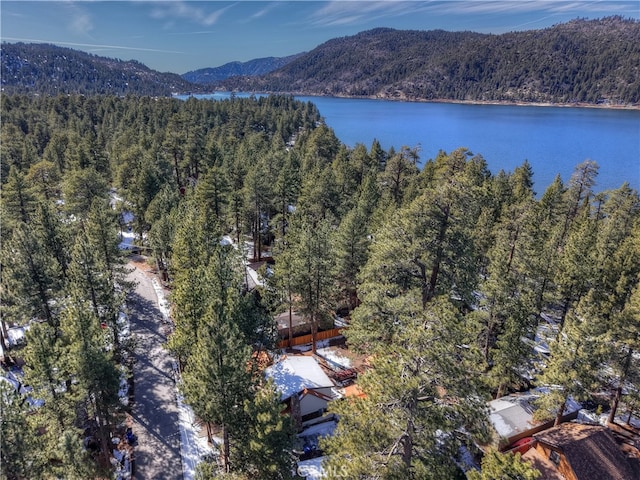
top-left (185, 93), bottom-right (640, 194)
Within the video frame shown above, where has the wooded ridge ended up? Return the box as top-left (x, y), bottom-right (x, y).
top-left (223, 17), bottom-right (640, 105)
top-left (0, 42), bottom-right (207, 96)
top-left (182, 53), bottom-right (305, 84)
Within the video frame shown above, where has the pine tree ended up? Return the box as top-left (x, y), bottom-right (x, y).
top-left (50, 429), bottom-right (101, 480)
top-left (532, 174), bottom-right (566, 310)
top-left (333, 205), bottom-right (370, 311)
top-left (67, 230), bottom-right (113, 327)
top-left (0, 382), bottom-right (45, 480)
top-left (31, 201), bottom-right (70, 279)
top-left (60, 292), bottom-right (120, 466)
top-left (535, 296), bottom-right (603, 425)
top-left (2, 166), bottom-right (36, 228)
top-left (168, 263), bottom-right (210, 368)
top-left (61, 167), bottom-right (108, 218)
top-left (26, 160), bottom-right (61, 202)
top-left (236, 379), bottom-right (295, 479)
top-left (553, 204), bottom-right (599, 328)
top-left (195, 165), bottom-right (230, 227)
top-left (1, 222), bottom-right (62, 327)
top-left (468, 449), bottom-right (540, 480)
top-left (276, 214), bottom-right (335, 354)
top-left (331, 144), bottom-right (360, 214)
top-left (243, 157), bottom-right (272, 261)
top-left (477, 199), bottom-right (539, 397)
top-left (22, 322), bottom-right (73, 430)
top-left (380, 151), bottom-right (419, 207)
top-left (599, 279), bottom-right (640, 424)
top-left (272, 153), bottom-right (300, 240)
top-left (180, 248), bottom-right (252, 471)
top-left (348, 150), bottom-right (482, 349)
top-left (324, 299), bottom-right (489, 479)
top-left (332, 174), bottom-right (379, 312)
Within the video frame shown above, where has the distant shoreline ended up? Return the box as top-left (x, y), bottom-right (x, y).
top-left (310, 93), bottom-right (640, 110)
top-left (209, 90), bottom-right (640, 110)
top-left (184, 90), bottom-right (640, 112)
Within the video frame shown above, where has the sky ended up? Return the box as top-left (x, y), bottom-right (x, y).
top-left (2, 1), bottom-right (639, 74)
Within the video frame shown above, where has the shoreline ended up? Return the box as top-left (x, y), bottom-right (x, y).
top-left (309, 93), bottom-right (640, 111)
top-left (199, 89), bottom-right (640, 111)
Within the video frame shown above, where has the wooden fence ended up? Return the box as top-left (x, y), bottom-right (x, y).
top-left (277, 328), bottom-right (344, 349)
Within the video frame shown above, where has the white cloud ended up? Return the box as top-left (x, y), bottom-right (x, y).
top-left (251, 2), bottom-right (279, 20)
top-left (149, 0), bottom-right (233, 27)
top-left (310, 1), bottom-right (424, 27)
top-left (70, 12), bottom-right (94, 35)
top-left (418, 0), bottom-right (638, 16)
top-left (307, 0), bottom-right (638, 28)
top-left (64, 2), bottom-right (94, 36)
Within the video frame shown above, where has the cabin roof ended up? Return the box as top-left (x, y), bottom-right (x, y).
top-left (534, 423), bottom-right (639, 480)
top-left (264, 355), bottom-right (335, 401)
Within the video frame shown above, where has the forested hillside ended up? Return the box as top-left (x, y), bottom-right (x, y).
top-left (1, 93), bottom-right (639, 478)
top-left (0, 43), bottom-right (206, 96)
top-left (182, 53), bottom-right (305, 84)
top-left (224, 17), bottom-right (640, 105)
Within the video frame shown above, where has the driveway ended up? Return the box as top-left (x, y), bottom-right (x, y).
top-left (128, 265), bottom-right (183, 479)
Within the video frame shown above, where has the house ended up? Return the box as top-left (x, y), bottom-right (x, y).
top-left (264, 355), bottom-right (338, 428)
top-left (522, 422), bottom-right (639, 480)
top-left (489, 390), bottom-right (581, 448)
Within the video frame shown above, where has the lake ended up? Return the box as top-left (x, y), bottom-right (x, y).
top-left (183, 93), bottom-right (640, 194)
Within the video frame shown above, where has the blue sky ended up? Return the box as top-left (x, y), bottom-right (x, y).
top-left (2, 1), bottom-right (639, 74)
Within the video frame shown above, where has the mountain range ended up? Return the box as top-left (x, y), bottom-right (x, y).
top-left (182, 53), bottom-right (305, 84)
top-left (221, 17), bottom-right (640, 105)
top-left (2, 17), bottom-right (638, 105)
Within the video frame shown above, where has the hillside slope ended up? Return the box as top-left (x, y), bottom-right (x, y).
top-left (223, 17), bottom-right (640, 105)
top-left (182, 53), bottom-right (304, 84)
top-left (1, 43), bottom-right (206, 96)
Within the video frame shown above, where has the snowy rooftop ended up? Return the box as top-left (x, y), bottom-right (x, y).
top-left (489, 390), bottom-right (582, 440)
top-left (489, 396), bottom-right (537, 439)
top-left (264, 356), bottom-right (335, 401)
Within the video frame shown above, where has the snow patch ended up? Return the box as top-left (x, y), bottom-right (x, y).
top-left (316, 348), bottom-right (351, 368)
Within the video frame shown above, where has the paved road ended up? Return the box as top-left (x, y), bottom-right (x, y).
top-left (128, 266), bottom-right (183, 479)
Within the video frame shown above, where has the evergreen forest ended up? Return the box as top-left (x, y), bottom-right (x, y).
top-left (1, 93), bottom-right (639, 479)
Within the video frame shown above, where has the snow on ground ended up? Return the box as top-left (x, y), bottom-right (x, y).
top-left (118, 365), bottom-right (129, 407)
top-left (316, 347), bottom-right (351, 369)
top-left (151, 278), bottom-right (171, 321)
top-left (1, 368), bottom-right (44, 408)
top-left (220, 235), bottom-right (234, 247)
top-left (245, 266), bottom-right (264, 288)
top-left (121, 211), bottom-right (134, 225)
top-left (623, 414), bottom-right (640, 429)
top-left (219, 235), bottom-right (265, 287)
top-left (297, 456), bottom-right (327, 479)
top-left (118, 228), bottom-right (136, 250)
top-left (6, 325), bottom-right (28, 347)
